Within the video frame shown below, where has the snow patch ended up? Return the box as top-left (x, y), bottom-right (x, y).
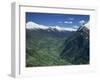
top-left (84, 22), bottom-right (89, 29)
top-left (26, 21), bottom-right (77, 31)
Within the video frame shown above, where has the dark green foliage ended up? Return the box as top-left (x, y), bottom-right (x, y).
top-left (26, 29), bottom-right (72, 67)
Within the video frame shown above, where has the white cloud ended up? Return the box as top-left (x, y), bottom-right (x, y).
top-left (69, 21), bottom-right (73, 24)
top-left (64, 21), bottom-right (68, 23)
top-left (73, 25), bottom-right (79, 29)
top-left (79, 20), bottom-right (89, 29)
top-left (79, 20), bottom-right (85, 25)
top-left (26, 21), bottom-right (77, 31)
top-left (58, 21), bottom-right (73, 24)
top-left (53, 26), bottom-right (77, 31)
top-left (64, 21), bottom-right (73, 24)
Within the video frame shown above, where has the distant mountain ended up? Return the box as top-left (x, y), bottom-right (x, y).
top-left (26, 28), bottom-right (76, 39)
top-left (60, 22), bottom-right (89, 64)
top-left (26, 21), bottom-right (77, 32)
top-left (26, 22), bottom-right (77, 39)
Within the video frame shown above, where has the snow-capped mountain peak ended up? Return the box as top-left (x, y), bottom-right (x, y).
top-left (84, 22), bottom-right (89, 29)
top-left (26, 21), bottom-right (48, 29)
top-left (26, 21), bottom-right (77, 31)
top-left (78, 22), bottom-right (89, 31)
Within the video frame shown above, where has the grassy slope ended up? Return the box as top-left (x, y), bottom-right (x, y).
top-left (26, 32), bottom-right (71, 67)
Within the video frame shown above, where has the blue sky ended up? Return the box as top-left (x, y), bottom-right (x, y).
top-left (26, 12), bottom-right (89, 29)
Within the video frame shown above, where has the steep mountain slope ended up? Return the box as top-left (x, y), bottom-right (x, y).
top-left (60, 23), bottom-right (89, 64)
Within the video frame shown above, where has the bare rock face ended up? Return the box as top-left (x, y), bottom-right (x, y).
top-left (60, 23), bottom-right (89, 64)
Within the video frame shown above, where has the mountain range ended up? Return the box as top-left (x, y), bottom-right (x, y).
top-left (26, 21), bottom-right (77, 32)
top-left (26, 21), bottom-right (89, 66)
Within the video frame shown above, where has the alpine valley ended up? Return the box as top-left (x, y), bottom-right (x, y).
top-left (26, 21), bottom-right (89, 67)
